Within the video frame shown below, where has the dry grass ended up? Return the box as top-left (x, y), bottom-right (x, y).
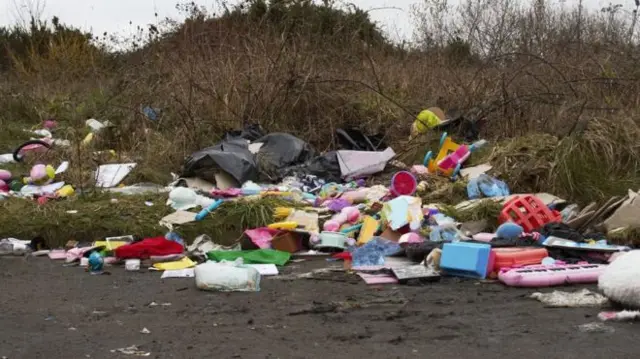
top-left (1, 0), bottom-right (640, 241)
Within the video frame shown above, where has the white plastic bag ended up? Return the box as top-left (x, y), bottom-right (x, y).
top-left (195, 259), bottom-right (261, 292)
top-left (0, 238), bottom-right (30, 256)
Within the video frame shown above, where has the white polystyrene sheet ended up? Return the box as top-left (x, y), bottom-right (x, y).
top-left (337, 147), bottom-right (395, 179)
top-left (95, 163), bottom-right (137, 188)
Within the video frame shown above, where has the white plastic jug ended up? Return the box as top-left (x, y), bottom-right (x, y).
top-left (194, 260), bottom-right (261, 292)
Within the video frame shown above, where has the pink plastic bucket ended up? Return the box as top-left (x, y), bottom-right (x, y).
top-left (390, 171), bottom-right (417, 197)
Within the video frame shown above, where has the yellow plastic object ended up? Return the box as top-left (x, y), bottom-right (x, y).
top-left (45, 165), bottom-right (55, 179)
top-left (357, 216), bottom-right (380, 245)
top-left (267, 221), bottom-right (298, 230)
top-left (274, 207), bottom-right (293, 219)
top-left (427, 136), bottom-right (460, 176)
top-left (81, 133), bottom-right (94, 146)
top-left (153, 257), bottom-right (196, 270)
top-left (414, 110), bottom-right (442, 133)
top-left (56, 185), bottom-right (75, 197)
top-left (94, 240), bottom-right (128, 251)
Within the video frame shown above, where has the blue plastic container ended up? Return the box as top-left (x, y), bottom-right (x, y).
top-left (440, 242), bottom-right (492, 279)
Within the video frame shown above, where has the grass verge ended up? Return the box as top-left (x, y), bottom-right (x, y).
top-left (0, 193), bottom-right (288, 248)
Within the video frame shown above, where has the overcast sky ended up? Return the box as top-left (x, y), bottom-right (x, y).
top-left (0, 0), bottom-right (633, 42)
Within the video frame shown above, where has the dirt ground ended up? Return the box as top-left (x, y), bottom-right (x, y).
top-left (1, 257), bottom-right (639, 359)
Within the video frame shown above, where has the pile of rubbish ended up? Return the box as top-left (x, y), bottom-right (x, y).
top-left (2, 111), bottom-right (640, 321)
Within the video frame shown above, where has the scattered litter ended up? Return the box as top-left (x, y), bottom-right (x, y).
top-left (152, 257), bottom-right (196, 271)
top-left (530, 289), bottom-right (609, 308)
top-left (161, 268), bottom-right (195, 278)
top-left (392, 265), bottom-right (441, 283)
top-left (357, 272), bottom-right (398, 285)
top-left (460, 163), bottom-right (492, 180)
top-left (599, 310), bottom-right (640, 322)
top-left (55, 161), bottom-right (69, 174)
top-left (247, 264), bottom-right (279, 276)
top-left (110, 345), bottom-right (150, 356)
top-left (604, 189), bottom-right (640, 231)
top-left (95, 163), bottom-right (137, 188)
top-left (147, 302), bottom-right (172, 307)
top-left (577, 322), bottom-right (615, 334)
top-left (337, 147), bottom-right (395, 179)
top-left (467, 174), bottom-right (509, 199)
top-left (195, 259), bottom-right (261, 292)
top-left (4, 121), bottom-right (639, 327)
top-left (160, 210), bottom-right (197, 227)
top-left (140, 327), bottom-right (151, 334)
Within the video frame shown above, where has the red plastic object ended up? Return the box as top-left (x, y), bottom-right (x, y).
top-left (390, 171), bottom-right (417, 197)
top-left (115, 237), bottom-right (184, 259)
top-left (498, 195), bottom-right (562, 232)
top-left (491, 247), bottom-right (549, 272)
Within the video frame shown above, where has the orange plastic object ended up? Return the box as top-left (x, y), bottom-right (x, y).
top-left (491, 247), bottom-right (549, 272)
top-left (427, 136), bottom-right (460, 176)
top-left (498, 195), bottom-right (562, 232)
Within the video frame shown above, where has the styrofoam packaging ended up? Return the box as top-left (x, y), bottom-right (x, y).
top-left (125, 258), bottom-right (141, 271)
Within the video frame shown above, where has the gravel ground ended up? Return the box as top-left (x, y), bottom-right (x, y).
top-left (1, 257), bottom-right (639, 359)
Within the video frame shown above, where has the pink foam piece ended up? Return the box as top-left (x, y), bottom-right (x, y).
top-left (48, 249), bottom-right (67, 260)
top-left (357, 272), bottom-right (398, 284)
top-left (244, 228), bottom-right (279, 249)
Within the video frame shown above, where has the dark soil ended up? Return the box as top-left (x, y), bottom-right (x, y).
top-left (1, 257), bottom-right (639, 359)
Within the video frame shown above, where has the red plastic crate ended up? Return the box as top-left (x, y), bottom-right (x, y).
top-left (498, 195), bottom-right (562, 232)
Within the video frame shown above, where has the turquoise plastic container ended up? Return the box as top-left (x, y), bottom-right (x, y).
top-left (440, 242), bottom-right (493, 279)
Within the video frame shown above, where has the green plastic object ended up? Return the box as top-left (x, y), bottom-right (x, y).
top-left (206, 249), bottom-right (291, 266)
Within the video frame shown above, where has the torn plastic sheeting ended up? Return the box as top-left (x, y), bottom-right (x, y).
top-left (467, 174), bottom-right (510, 199)
top-left (254, 133), bottom-right (316, 175)
top-left (182, 137), bottom-right (258, 185)
top-left (337, 147), bottom-right (395, 179)
top-left (351, 237), bottom-right (402, 267)
top-left (21, 181), bottom-right (66, 196)
top-left (107, 183), bottom-right (170, 195)
top-left (206, 249), bottom-right (291, 266)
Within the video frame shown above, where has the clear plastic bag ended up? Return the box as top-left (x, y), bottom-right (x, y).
top-left (195, 259), bottom-right (261, 292)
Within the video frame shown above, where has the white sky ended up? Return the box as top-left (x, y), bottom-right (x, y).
top-left (0, 0), bottom-right (634, 42)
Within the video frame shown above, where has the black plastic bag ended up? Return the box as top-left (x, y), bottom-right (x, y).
top-left (281, 151), bottom-right (343, 183)
top-left (254, 133), bottom-right (316, 180)
top-left (182, 137), bottom-right (258, 184)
